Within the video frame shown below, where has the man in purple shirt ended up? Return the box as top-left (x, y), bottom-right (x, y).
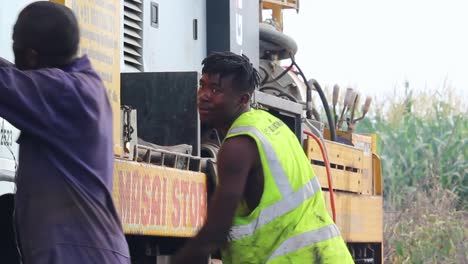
top-left (0, 2), bottom-right (130, 263)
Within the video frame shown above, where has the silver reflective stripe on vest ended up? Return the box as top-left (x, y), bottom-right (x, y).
top-left (228, 126), bottom-right (293, 196)
top-left (229, 177), bottom-right (321, 240)
top-left (267, 224), bottom-right (341, 262)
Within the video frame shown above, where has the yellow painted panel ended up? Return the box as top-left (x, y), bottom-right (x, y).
top-left (350, 134), bottom-right (373, 194)
top-left (306, 138), bottom-right (363, 193)
top-left (312, 165), bottom-right (361, 193)
top-left (360, 155), bottom-right (374, 195)
top-left (326, 142), bottom-right (364, 170)
top-left (113, 159), bottom-right (208, 237)
top-left (323, 130), bottom-right (373, 155)
top-left (370, 134), bottom-right (379, 153)
top-left (351, 133), bottom-right (373, 145)
top-left (319, 131), bottom-right (377, 194)
top-left (308, 142), bottom-right (363, 171)
top-left (323, 191), bottom-right (383, 243)
top-left (52, 0), bottom-right (122, 155)
top-left (373, 153), bottom-right (383, 195)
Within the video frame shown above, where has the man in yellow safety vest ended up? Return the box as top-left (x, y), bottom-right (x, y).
top-left (174, 52), bottom-right (354, 264)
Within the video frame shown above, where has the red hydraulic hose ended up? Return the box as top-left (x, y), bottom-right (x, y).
top-left (304, 130), bottom-right (337, 223)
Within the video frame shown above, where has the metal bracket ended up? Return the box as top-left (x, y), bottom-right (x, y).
top-left (121, 106), bottom-right (138, 160)
top-left (136, 144), bottom-right (202, 172)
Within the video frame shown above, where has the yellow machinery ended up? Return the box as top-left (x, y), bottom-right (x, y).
top-left (261, 2), bottom-right (384, 262)
top-left (0, 0), bottom-right (383, 263)
top-left (306, 132), bottom-right (383, 262)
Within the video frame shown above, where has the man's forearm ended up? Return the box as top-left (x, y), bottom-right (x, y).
top-left (174, 138), bottom-right (254, 263)
top-left (172, 232), bottom-right (212, 264)
top-left (173, 215), bottom-right (230, 263)
top-left (173, 191), bottom-right (240, 263)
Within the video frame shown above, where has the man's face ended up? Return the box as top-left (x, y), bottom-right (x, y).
top-left (198, 73), bottom-right (245, 127)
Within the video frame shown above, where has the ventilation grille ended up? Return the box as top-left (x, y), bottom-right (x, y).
top-left (123, 0), bottom-right (143, 71)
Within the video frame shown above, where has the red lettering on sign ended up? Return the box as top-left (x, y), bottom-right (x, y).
top-left (161, 176), bottom-right (168, 226)
top-left (190, 181), bottom-right (199, 227)
top-left (180, 180), bottom-right (189, 227)
top-left (198, 182), bottom-right (207, 224)
top-left (118, 171), bottom-right (131, 223)
top-left (115, 161), bottom-right (208, 236)
top-left (130, 170), bottom-right (140, 225)
top-left (154, 175), bottom-right (168, 227)
top-left (159, 175), bottom-right (168, 226)
top-left (150, 174), bottom-right (160, 226)
top-left (172, 178), bottom-right (181, 229)
top-left (141, 173), bottom-right (151, 226)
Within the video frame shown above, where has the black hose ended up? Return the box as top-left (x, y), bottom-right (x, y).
top-left (258, 64), bottom-right (270, 85)
top-left (262, 61), bottom-right (294, 85)
top-left (311, 108), bottom-right (321, 122)
top-left (290, 55), bottom-right (337, 141)
top-left (310, 80), bottom-right (337, 142)
top-left (259, 86), bottom-right (298, 102)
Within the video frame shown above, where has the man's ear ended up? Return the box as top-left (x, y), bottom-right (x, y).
top-left (239, 93), bottom-right (251, 106)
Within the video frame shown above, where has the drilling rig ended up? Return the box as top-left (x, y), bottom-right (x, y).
top-left (0, 0), bottom-right (383, 263)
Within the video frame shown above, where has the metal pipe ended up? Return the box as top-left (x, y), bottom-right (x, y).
top-left (337, 88), bottom-right (354, 130)
top-left (353, 96), bottom-right (372, 123)
top-left (332, 84), bottom-right (340, 126)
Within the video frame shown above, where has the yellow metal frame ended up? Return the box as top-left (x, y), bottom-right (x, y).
top-left (261, 0), bottom-right (299, 31)
top-left (263, 0), bottom-right (299, 9)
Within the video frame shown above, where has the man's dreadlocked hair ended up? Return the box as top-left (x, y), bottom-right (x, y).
top-left (202, 52), bottom-right (260, 94)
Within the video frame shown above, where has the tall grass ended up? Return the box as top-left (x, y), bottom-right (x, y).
top-left (358, 87), bottom-right (467, 209)
top-left (355, 86), bottom-right (467, 263)
top-left (383, 178), bottom-right (467, 263)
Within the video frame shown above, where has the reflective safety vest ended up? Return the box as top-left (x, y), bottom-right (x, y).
top-left (221, 109), bottom-right (354, 264)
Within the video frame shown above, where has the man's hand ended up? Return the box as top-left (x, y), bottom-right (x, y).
top-left (173, 136), bottom-right (258, 264)
top-left (0, 57), bottom-right (14, 67)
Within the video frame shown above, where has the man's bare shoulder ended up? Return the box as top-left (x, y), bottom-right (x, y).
top-left (217, 135), bottom-right (260, 179)
top-left (222, 135), bottom-right (258, 153)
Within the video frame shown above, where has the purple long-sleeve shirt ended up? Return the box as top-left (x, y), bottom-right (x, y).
top-left (0, 56), bottom-right (130, 263)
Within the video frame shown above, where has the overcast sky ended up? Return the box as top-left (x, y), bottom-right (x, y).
top-left (281, 0), bottom-right (467, 100)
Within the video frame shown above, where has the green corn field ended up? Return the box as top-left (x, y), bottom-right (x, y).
top-left (355, 86), bottom-right (468, 263)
